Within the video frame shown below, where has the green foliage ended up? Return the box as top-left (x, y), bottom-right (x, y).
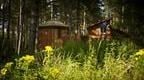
top-left (63, 40), bottom-right (88, 57)
top-left (1, 40), bottom-right (144, 80)
top-left (105, 0), bottom-right (144, 46)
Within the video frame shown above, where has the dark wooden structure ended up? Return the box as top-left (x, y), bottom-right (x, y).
top-left (87, 19), bottom-right (112, 40)
top-left (38, 20), bottom-right (69, 49)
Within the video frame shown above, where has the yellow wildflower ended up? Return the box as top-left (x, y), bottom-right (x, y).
top-left (5, 62), bottom-right (13, 68)
top-left (1, 68), bottom-right (7, 76)
top-left (49, 67), bottom-right (60, 78)
top-left (20, 55), bottom-right (35, 63)
top-left (135, 49), bottom-right (144, 56)
top-left (44, 46), bottom-right (54, 55)
top-left (135, 57), bottom-right (138, 61)
top-left (45, 46), bottom-right (53, 52)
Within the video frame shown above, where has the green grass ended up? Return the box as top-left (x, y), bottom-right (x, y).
top-left (1, 39), bottom-right (144, 80)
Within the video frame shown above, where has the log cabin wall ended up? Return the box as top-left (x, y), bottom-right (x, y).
top-left (38, 21), bottom-right (69, 49)
top-left (88, 27), bottom-right (101, 39)
top-left (38, 28), bottom-right (53, 49)
top-left (38, 27), bottom-right (68, 49)
top-left (87, 20), bottom-right (112, 40)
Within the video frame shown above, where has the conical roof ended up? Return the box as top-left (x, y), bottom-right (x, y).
top-left (39, 20), bottom-right (68, 29)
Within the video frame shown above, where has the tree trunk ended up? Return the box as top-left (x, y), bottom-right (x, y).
top-left (1, 0), bottom-right (6, 53)
top-left (76, 0), bottom-right (80, 32)
top-left (29, 0), bottom-right (39, 53)
top-left (2, 0), bottom-right (5, 40)
top-left (7, 0), bottom-right (11, 39)
top-left (17, 0), bottom-right (23, 55)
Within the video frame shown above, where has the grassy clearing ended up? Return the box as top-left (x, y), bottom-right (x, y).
top-left (0, 39), bottom-right (144, 80)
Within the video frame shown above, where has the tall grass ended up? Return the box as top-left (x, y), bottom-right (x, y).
top-left (1, 39), bottom-right (144, 80)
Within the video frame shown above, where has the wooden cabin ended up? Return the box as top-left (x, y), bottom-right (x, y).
top-left (87, 19), bottom-right (112, 40)
top-left (38, 20), bottom-right (69, 49)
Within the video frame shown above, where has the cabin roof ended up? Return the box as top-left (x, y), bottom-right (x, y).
top-left (39, 20), bottom-right (68, 29)
top-left (87, 18), bottom-right (111, 30)
top-left (87, 21), bottom-right (102, 30)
